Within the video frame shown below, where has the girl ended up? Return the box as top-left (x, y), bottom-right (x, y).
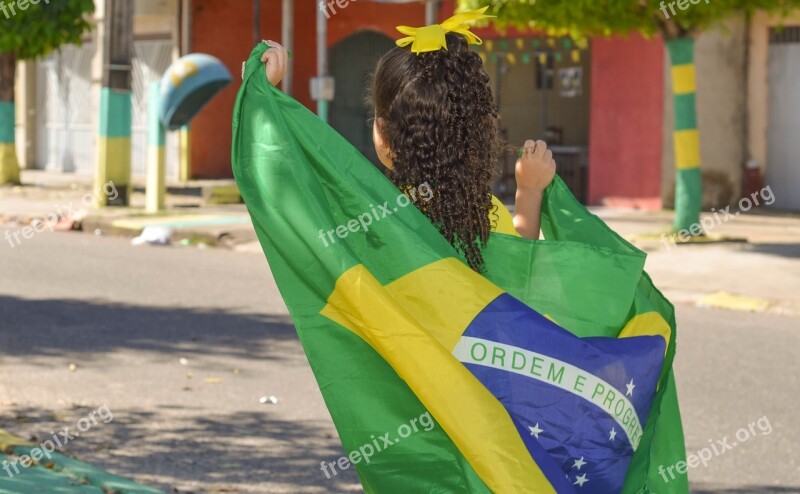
top-left (242, 24), bottom-right (679, 494)
top-left (260, 30), bottom-right (556, 272)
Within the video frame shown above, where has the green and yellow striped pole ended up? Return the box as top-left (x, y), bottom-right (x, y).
top-left (94, 0), bottom-right (132, 206)
top-left (667, 38), bottom-right (702, 233)
top-left (146, 81), bottom-right (165, 212)
top-left (0, 100), bottom-right (20, 184)
top-left (94, 87), bottom-right (131, 206)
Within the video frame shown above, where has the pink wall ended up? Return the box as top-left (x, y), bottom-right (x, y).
top-left (588, 35), bottom-right (664, 208)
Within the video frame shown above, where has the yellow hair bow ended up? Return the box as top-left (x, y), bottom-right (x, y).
top-left (395, 7), bottom-right (494, 55)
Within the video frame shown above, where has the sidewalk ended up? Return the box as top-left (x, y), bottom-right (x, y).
top-left (3, 170), bottom-right (799, 317)
top-left (597, 207), bottom-right (800, 318)
top-left (0, 170), bottom-right (256, 249)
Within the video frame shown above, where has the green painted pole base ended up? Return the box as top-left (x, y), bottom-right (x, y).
top-left (673, 167), bottom-right (702, 234)
top-left (94, 88), bottom-right (132, 206)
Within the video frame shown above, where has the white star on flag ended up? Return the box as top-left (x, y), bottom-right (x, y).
top-left (573, 456), bottom-right (586, 470)
top-left (574, 473), bottom-right (589, 487)
top-left (609, 427), bottom-right (617, 441)
top-left (529, 423), bottom-right (544, 439)
top-left (626, 378), bottom-right (636, 396)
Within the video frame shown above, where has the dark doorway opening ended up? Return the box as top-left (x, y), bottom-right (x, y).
top-left (329, 31), bottom-right (396, 170)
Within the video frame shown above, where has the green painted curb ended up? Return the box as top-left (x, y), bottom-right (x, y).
top-left (0, 447), bottom-right (163, 494)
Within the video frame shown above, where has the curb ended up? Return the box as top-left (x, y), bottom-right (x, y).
top-left (80, 213), bottom-right (257, 248)
top-left (696, 291), bottom-right (771, 313)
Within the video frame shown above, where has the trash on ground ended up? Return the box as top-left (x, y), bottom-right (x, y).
top-left (131, 226), bottom-right (172, 246)
top-left (259, 395), bottom-right (278, 405)
top-left (53, 217), bottom-right (78, 231)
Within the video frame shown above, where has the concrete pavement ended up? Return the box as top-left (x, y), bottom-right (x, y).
top-left (2, 171), bottom-right (800, 492)
top-left (0, 227), bottom-right (361, 493)
top-left (1, 227), bottom-right (798, 492)
top-left (3, 170), bottom-right (800, 321)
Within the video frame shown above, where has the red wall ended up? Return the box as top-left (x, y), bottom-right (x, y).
top-left (190, 1), bottom-right (666, 206)
top-left (588, 35), bottom-right (664, 208)
top-left (190, 1), bottom-right (277, 178)
top-left (190, 0), bottom-right (424, 179)
top-left (327, 1), bottom-right (425, 45)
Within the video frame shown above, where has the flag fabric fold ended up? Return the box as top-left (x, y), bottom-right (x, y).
top-left (232, 42), bottom-right (688, 494)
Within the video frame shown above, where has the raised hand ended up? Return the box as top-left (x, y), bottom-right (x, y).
top-left (261, 40), bottom-right (288, 86)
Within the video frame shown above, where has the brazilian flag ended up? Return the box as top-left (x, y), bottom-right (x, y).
top-left (233, 43), bottom-right (688, 493)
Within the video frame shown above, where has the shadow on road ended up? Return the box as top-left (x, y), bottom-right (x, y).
top-left (1, 405), bottom-right (361, 493)
top-left (692, 485), bottom-right (800, 493)
top-left (745, 242), bottom-right (800, 260)
top-left (0, 294), bottom-right (364, 492)
top-left (0, 295), bottom-right (299, 362)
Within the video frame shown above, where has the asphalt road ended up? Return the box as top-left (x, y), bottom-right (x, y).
top-left (0, 228), bottom-right (798, 493)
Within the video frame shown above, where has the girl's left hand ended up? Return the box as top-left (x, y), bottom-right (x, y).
top-left (261, 40), bottom-right (288, 86)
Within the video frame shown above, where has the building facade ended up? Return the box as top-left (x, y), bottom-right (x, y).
top-left (12, 1), bottom-right (800, 210)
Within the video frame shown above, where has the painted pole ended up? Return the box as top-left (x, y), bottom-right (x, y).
top-left (179, 0), bottom-right (192, 183)
top-left (179, 125), bottom-right (191, 182)
top-left (0, 101), bottom-right (18, 185)
top-left (253, 0), bottom-right (261, 47)
top-left (316, 0), bottom-right (328, 123)
top-left (146, 82), bottom-right (166, 213)
top-left (281, 0), bottom-right (294, 95)
top-left (425, 0), bottom-right (439, 26)
top-left (0, 52), bottom-right (20, 185)
top-left (667, 38), bottom-right (702, 233)
top-left (94, 0), bottom-right (133, 207)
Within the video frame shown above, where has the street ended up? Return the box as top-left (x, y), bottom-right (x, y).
top-left (1, 227), bottom-right (798, 493)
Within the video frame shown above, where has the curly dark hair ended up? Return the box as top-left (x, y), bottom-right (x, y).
top-left (368, 33), bottom-right (503, 272)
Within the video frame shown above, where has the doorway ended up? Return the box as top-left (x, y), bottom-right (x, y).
top-left (329, 31), bottom-right (396, 169)
top-left (766, 26), bottom-right (800, 210)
